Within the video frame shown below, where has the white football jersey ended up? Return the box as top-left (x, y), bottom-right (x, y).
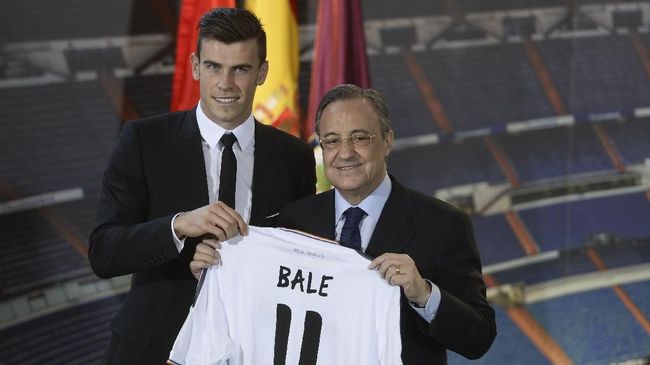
top-left (169, 226), bottom-right (402, 365)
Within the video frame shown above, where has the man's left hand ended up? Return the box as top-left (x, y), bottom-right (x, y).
top-left (369, 253), bottom-right (431, 307)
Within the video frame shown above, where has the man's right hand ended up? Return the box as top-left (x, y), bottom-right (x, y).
top-left (174, 202), bottom-right (248, 280)
top-left (190, 240), bottom-right (221, 280)
top-left (173, 201), bottom-right (248, 241)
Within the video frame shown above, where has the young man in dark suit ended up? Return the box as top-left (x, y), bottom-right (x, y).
top-left (88, 8), bottom-right (315, 364)
top-left (277, 84), bottom-right (496, 364)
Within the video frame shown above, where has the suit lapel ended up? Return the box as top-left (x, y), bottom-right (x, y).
top-left (172, 110), bottom-right (209, 209)
top-left (250, 122), bottom-right (280, 225)
top-left (366, 178), bottom-right (415, 257)
top-left (306, 191), bottom-right (337, 240)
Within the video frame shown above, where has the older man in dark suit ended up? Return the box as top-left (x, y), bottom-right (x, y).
top-left (88, 8), bottom-right (315, 365)
top-left (277, 84), bottom-right (496, 364)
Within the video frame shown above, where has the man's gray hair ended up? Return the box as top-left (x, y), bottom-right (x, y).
top-left (315, 84), bottom-right (391, 136)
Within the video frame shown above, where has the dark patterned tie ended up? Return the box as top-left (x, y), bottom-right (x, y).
top-left (218, 133), bottom-right (237, 209)
top-left (339, 207), bottom-right (367, 250)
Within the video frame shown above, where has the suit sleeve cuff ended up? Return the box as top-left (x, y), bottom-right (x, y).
top-left (409, 279), bottom-right (441, 323)
top-left (171, 212), bottom-right (186, 253)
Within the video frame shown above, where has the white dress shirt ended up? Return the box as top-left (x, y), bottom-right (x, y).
top-left (171, 101), bottom-right (255, 251)
top-left (334, 173), bottom-right (441, 323)
top-left (195, 101), bottom-right (255, 219)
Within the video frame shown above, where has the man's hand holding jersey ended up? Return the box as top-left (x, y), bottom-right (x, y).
top-left (369, 253), bottom-right (432, 307)
top-left (174, 201), bottom-right (248, 280)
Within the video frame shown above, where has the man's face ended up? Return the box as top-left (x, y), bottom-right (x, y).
top-left (319, 98), bottom-right (394, 205)
top-left (191, 38), bottom-right (268, 129)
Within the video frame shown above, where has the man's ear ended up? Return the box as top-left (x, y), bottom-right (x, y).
top-left (384, 129), bottom-right (394, 158)
top-left (256, 61), bottom-right (269, 85)
top-left (191, 53), bottom-right (200, 81)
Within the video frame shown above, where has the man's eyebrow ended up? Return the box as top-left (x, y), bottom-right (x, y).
top-left (322, 129), bottom-right (372, 137)
top-left (201, 60), bottom-right (253, 69)
top-left (321, 132), bottom-right (341, 138)
top-left (349, 129), bottom-right (372, 134)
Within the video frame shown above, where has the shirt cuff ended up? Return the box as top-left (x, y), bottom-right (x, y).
top-left (409, 279), bottom-right (441, 323)
top-left (171, 212), bottom-right (186, 253)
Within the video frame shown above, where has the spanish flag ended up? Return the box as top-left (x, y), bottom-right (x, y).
top-left (170, 0), bottom-right (235, 112)
top-left (245, 0), bottom-right (301, 137)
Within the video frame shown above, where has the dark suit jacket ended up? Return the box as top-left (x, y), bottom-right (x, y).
top-left (278, 176), bottom-right (496, 365)
top-left (88, 109), bottom-right (316, 364)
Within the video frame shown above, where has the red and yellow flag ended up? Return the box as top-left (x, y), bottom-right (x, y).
top-left (170, 0), bottom-right (235, 112)
top-left (245, 0), bottom-right (301, 137)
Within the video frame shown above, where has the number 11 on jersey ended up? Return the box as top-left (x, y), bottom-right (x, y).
top-left (274, 304), bottom-right (323, 365)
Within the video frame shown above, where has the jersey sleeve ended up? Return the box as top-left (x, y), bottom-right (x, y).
top-left (378, 285), bottom-right (403, 364)
top-left (169, 267), bottom-right (235, 365)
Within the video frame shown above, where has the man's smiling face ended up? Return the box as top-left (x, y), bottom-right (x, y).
top-left (191, 38), bottom-right (268, 129)
top-left (319, 98), bottom-right (394, 205)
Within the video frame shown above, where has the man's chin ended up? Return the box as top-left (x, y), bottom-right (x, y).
top-left (207, 110), bottom-right (243, 126)
top-left (328, 178), bottom-right (364, 192)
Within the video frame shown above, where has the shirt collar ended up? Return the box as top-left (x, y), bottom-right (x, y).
top-left (195, 101), bottom-right (255, 150)
top-left (335, 173), bottom-right (392, 223)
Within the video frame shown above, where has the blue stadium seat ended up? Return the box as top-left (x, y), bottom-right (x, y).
top-left (622, 281), bottom-right (650, 328)
top-left (472, 214), bottom-right (525, 265)
top-left (389, 137), bottom-right (506, 193)
top-left (0, 0), bottom-right (173, 43)
top-left (0, 209), bottom-right (91, 299)
top-left (0, 295), bottom-right (124, 365)
top-left (448, 307), bottom-right (549, 365)
top-left (362, 0), bottom-right (447, 19)
top-left (519, 193), bottom-right (650, 251)
top-left (537, 35), bottom-right (650, 116)
top-left (124, 74), bottom-right (173, 118)
top-left (415, 44), bottom-right (554, 131)
top-left (604, 120), bottom-right (650, 166)
top-left (0, 81), bottom-right (119, 297)
top-left (497, 124), bottom-right (613, 182)
top-left (527, 288), bottom-right (649, 364)
top-left (456, 0), bottom-right (562, 13)
top-left (490, 239), bottom-right (650, 285)
top-left (370, 54), bottom-right (442, 138)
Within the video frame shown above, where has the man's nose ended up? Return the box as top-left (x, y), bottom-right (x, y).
top-left (217, 72), bottom-right (235, 89)
top-left (337, 139), bottom-right (357, 157)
